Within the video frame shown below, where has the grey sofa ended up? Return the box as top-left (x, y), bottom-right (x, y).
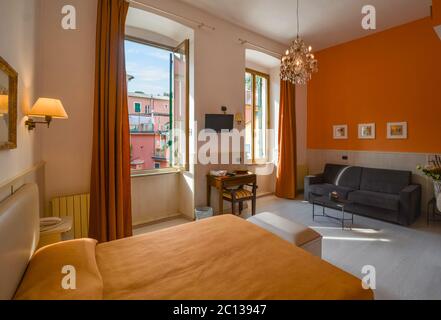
top-left (304, 164), bottom-right (421, 226)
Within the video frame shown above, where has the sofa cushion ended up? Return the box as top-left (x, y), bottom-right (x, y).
top-left (323, 164), bottom-right (346, 184)
top-left (360, 168), bottom-right (411, 194)
top-left (335, 166), bottom-right (363, 190)
top-left (323, 164), bottom-right (362, 190)
top-left (308, 183), bottom-right (355, 200)
top-left (348, 190), bottom-right (400, 211)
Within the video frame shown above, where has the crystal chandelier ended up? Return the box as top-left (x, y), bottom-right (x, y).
top-left (280, 0), bottom-right (318, 85)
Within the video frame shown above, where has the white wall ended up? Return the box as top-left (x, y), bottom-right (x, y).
top-left (0, 0), bottom-right (42, 193)
top-left (36, 0), bottom-right (97, 210)
top-left (131, 173), bottom-right (180, 225)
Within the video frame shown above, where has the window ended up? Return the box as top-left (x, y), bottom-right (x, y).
top-left (245, 69), bottom-right (269, 163)
top-left (125, 38), bottom-right (189, 173)
top-left (134, 102), bottom-right (141, 113)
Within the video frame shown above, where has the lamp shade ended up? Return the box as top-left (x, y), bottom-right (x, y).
top-left (0, 94), bottom-right (8, 114)
top-left (235, 112), bottom-right (243, 123)
top-left (28, 98), bottom-right (68, 119)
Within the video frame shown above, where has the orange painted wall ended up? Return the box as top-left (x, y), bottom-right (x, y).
top-left (433, 0), bottom-right (441, 26)
top-left (307, 18), bottom-right (441, 153)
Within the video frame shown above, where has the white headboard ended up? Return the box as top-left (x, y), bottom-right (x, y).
top-left (0, 183), bottom-right (40, 300)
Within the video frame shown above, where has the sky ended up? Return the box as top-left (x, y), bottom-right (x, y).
top-left (125, 40), bottom-right (171, 96)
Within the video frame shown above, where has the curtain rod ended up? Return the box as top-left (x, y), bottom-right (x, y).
top-left (126, 0), bottom-right (216, 31)
top-left (238, 38), bottom-right (282, 58)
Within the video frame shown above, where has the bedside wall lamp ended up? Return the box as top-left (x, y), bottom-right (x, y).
top-left (235, 112), bottom-right (243, 126)
top-left (0, 94), bottom-right (8, 117)
top-left (25, 98), bottom-right (68, 130)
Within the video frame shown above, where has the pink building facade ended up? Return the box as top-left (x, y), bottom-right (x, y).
top-left (128, 92), bottom-right (171, 170)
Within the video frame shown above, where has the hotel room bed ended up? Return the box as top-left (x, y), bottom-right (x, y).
top-left (14, 214), bottom-right (373, 300)
top-left (1, 184), bottom-right (372, 300)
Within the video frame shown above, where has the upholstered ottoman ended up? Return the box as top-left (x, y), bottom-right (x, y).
top-left (247, 212), bottom-right (322, 258)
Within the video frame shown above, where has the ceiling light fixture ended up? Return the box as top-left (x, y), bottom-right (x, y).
top-left (280, 0), bottom-right (318, 85)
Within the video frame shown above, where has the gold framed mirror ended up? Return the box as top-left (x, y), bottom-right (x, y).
top-left (0, 56), bottom-right (18, 150)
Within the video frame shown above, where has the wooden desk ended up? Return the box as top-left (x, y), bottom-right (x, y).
top-left (207, 173), bottom-right (257, 215)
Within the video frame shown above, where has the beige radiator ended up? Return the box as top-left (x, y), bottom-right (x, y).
top-left (296, 164), bottom-right (309, 192)
top-left (51, 193), bottom-right (90, 239)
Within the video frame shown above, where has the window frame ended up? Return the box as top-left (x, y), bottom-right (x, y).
top-left (125, 36), bottom-right (190, 177)
top-left (245, 68), bottom-right (270, 164)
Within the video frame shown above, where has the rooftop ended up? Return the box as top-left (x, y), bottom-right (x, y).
top-left (128, 92), bottom-right (170, 100)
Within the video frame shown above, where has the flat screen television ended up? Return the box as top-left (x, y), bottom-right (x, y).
top-left (205, 114), bottom-right (234, 132)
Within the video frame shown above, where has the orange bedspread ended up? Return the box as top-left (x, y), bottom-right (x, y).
top-left (96, 215), bottom-right (373, 300)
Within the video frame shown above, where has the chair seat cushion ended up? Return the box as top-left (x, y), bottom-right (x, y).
top-left (348, 190), bottom-right (399, 211)
top-left (308, 183), bottom-right (355, 200)
top-left (223, 188), bottom-right (253, 200)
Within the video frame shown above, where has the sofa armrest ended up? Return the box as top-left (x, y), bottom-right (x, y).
top-left (399, 184), bottom-right (422, 226)
top-left (304, 174), bottom-right (324, 201)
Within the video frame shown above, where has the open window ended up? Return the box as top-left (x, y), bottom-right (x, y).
top-left (125, 38), bottom-right (189, 173)
top-left (172, 40), bottom-right (189, 171)
top-left (245, 68), bottom-right (269, 163)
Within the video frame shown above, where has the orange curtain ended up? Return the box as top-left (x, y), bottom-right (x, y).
top-left (89, 0), bottom-right (132, 242)
top-left (275, 80), bottom-right (297, 199)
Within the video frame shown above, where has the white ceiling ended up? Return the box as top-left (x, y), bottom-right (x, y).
top-left (179, 0), bottom-right (431, 50)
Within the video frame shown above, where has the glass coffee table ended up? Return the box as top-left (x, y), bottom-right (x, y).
top-left (311, 194), bottom-right (354, 230)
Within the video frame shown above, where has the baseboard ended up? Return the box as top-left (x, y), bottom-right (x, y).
top-left (133, 214), bottom-right (188, 228)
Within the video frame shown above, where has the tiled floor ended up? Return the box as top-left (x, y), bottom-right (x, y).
top-left (250, 195), bottom-right (441, 300)
top-left (133, 216), bottom-right (191, 235)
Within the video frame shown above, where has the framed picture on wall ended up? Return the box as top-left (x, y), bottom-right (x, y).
top-left (358, 123), bottom-right (375, 139)
top-left (387, 122), bottom-right (407, 139)
top-left (333, 125), bottom-right (348, 139)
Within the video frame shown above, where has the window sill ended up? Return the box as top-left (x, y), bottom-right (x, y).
top-left (131, 167), bottom-right (181, 178)
top-left (245, 161), bottom-right (274, 166)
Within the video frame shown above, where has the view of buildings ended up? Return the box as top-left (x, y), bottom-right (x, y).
top-left (128, 91), bottom-right (171, 170)
top-left (125, 39), bottom-right (173, 171)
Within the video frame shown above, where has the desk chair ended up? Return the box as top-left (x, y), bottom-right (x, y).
top-left (222, 183), bottom-right (257, 216)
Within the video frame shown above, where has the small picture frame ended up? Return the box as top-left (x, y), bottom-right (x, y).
top-left (333, 125), bottom-right (348, 139)
top-left (387, 122), bottom-right (407, 139)
top-left (358, 123), bottom-right (375, 139)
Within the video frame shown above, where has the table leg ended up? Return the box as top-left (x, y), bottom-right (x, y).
top-left (207, 181), bottom-right (211, 207)
top-left (252, 183), bottom-right (257, 216)
top-left (341, 207), bottom-right (345, 230)
top-left (218, 191), bottom-right (224, 215)
top-left (427, 201), bottom-right (430, 226)
top-left (312, 202), bottom-right (315, 221)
